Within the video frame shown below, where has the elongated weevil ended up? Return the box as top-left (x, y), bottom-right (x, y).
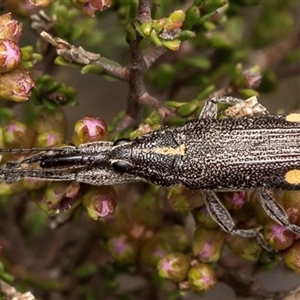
top-left (1, 96), bottom-right (300, 251)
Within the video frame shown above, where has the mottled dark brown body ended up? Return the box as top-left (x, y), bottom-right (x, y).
top-left (111, 115), bottom-right (300, 190)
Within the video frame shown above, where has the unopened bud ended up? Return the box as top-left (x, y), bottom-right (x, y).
top-left (0, 67), bottom-right (34, 102)
top-left (34, 130), bottom-right (64, 147)
top-left (0, 13), bottom-right (23, 43)
top-left (71, 0), bottom-right (111, 16)
top-left (158, 252), bottom-right (190, 282)
top-left (72, 116), bottom-right (107, 145)
top-left (264, 222), bottom-right (294, 251)
top-left (43, 181), bottom-right (80, 214)
top-left (192, 227), bottom-right (225, 262)
top-left (107, 234), bottom-right (139, 264)
top-left (3, 120), bottom-right (33, 148)
top-left (188, 263), bottom-right (216, 292)
top-left (0, 39), bottom-right (22, 73)
top-left (226, 235), bottom-right (261, 261)
top-left (82, 186), bottom-right (116, 220)
top-left (283, 240), bottom-right (300, 274)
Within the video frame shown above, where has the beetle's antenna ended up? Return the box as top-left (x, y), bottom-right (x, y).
top-left (0, 167), bottom-right (78, 183)
top-left (0, 147), bottom-right (72, 153)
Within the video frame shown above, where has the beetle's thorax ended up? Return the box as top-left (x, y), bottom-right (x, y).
top-left (110, 128), bottom-right (187, 186)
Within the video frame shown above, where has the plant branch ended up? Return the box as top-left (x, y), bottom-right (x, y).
top-left (116, 0), bottom-right (173, 131)
top-left (143, 45), bottom-right (167, 70)
top-left (136, 0), bottom-right (152, 23)
top-left (40, 31), bottom-right (128, 80)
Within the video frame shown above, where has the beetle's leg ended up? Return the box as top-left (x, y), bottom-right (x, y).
top-left (258, 189), bottom-right (300, 235)
top-left (200, 96), bottom-right (269, 119)
top-left (202, 190), bottom-right (272, 251)
top-left (223, 96), bottom-right (269, 118)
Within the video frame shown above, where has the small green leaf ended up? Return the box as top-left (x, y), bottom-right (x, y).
top-left (196, 85), bottom-right (215, 100)
top-left (169, 10), bottom-right (185, 22)
top-left (127, 22), bottom-right (138, 40)
top-left (141, 22), bottom-right (152, 36)
top-left (177, 102), bottom-right (198, 117)
top-left (81, 64), bottom-right (104, 75)
top-left (145, 111), bottom-right (162, 126)
top-left (161, 39), bottom-right (181, 51)
top-left (150, 30), bottom-right (163, 46)
top-left (167, 116), bottom-right (187, 126)
top-left (179, 30), bottom-right (196, 41)
top-left (239, 89), bottom-right (259, 98)
top-left (197, 11), bottom-right (217, 25)
top-left (165, 101), bottom-right (185, 108)
top-left (21, 46), bottom-right (33, 61)
top-left (55, 56), bottom-right (74, 66)
top-left (202, 0), bottom-right (228, 13)
top-left (183, 6), bottom-right (200, 29)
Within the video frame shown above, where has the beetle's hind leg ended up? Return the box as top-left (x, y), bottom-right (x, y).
top-left (200, 96), bottom-right (269, 119)
top-left (202, 190), bottom-right (272, 251)
top-left (258, 189), bottom-right (300, 235)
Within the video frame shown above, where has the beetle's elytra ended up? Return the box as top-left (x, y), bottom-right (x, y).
top-left (1, 95), bottom-right (300, 251)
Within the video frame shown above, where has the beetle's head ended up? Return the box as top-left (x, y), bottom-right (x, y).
top-left (110, 138), bottom-right (133, 173)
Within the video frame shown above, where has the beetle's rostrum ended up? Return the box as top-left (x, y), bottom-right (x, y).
top-left (1, 96), bottom-right (300, 251)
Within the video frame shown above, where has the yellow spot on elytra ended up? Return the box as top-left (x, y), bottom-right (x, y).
top-left (142, 144), bottom-right (186, 156)
top-left (285, 170), bottom-right (300, 185)
top-left (286, 113), bottom-right (300, 123)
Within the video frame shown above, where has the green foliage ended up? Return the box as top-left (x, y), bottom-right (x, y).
top-left (31, 75), bottom-right (77, 109)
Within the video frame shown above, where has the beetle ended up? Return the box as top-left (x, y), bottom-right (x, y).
top-left (1, 95), bottom-right (300, 250)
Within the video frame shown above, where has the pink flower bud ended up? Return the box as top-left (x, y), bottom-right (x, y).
top-left (4, 120), bottom-right (33, 148)
top-left (34, 130), bottom-right (64, 147)
top-left (0, 39), bottom-right (22, 73)
top-left (0, 13), bottom-right (23, 43)
top-left (72, 116), bottom-right (107, 145)
top-left (158, 252), bottom-right (190, 282)
top-left (107, 234), bottom-right (139, 264)
top-left (283, 240), bottom-right (300, 274)
top-left (0, 67), bottom-right (35, 102)
top-left (71, 0), bottom-right (112, 16)
top-left (82, 186), bottom-right (116, 220)
top-left (188, 263), bottom-right (216, 292)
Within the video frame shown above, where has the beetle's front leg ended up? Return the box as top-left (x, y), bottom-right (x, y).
top-left (200, 96), bottom-right (269, 119)
top-left (202, 190), bottom-right (272, 251)
top-left (258, 189), bottom-right (300, 235)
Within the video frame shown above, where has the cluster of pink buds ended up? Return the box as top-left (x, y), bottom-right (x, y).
top-left (0, 13), bottom-right (34, 102)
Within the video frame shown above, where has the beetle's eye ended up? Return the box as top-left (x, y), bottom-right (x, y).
top-left (113, 138), bottom-right (130, 146)
top-left (112, 160), bottom-right (130, 173)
